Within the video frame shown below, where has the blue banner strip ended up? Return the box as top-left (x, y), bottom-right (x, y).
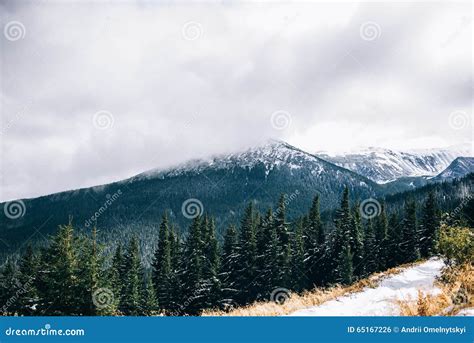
top-left (0, 316), bottom-right (472, 343)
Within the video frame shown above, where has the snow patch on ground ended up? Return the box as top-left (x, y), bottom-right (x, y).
top-left (290, 259), bottom-right (445, 316)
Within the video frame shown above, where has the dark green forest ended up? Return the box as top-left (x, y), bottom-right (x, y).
top-left (1, 174), bottom-right (472, 316)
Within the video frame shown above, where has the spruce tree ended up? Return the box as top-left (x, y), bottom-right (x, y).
top-left (363, 219), bottom-right (378, 276)
top-left (236, 202), bottom-right (258, 304)
top-left (374, 203), bottom-right (389, 271)
top-left (123, 236), bottom-right (144, 315)
top-left (152, 214), bottom-right (172, 311)
top-left (43, 222), bottom-right (80, 315)
top-left (220, 224), bottom-right (240, 309)
top-left (420, 191), bottom-right (440, 257)
top-left (17, 245), bottom-right (40, 315)
top-left (350, 204), bottom-right (365, 278)
top-left (400, 200), bottom-right (420, 263)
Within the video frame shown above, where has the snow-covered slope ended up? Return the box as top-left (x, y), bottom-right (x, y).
top-left (317, 144), bottom-right (472, 184)
top-left (136, 139), bottom-right (363, 181)
top-left (290, 259), bottom-right (444, 316)
top-left (433, 157), bottom-right (474, 181)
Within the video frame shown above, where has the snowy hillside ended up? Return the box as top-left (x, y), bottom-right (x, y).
top-left (317, 144), bottom-right (472, 184)
top-left (433, 157), bottom-right (474, 181)
top-left (137, 140), bottom-right (342, 180)
top-left (290, 259), bottom-right (444, 316)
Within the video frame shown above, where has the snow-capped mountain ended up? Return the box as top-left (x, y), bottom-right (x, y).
top-left (317, 144), bottom-right (472, 184)
top-left (1, 140), bottom-right (379, 258)
top-left (136, 140), bottom-right (359, 181)
top-left (433, 157), bottom-right (474, 181)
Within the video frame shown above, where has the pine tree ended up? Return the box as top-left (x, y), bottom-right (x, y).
top-left (291, 218), bottom-right (306, 291)
top-left (400, 200), bottom-right (420, 263)
top-left (123, 236), bottom-right (144, 315)
top-left (141, 276), bottom-right (158, 315)
top-left (350, 204), bottom-right (365, 278)
top-left (374, 203), bottom-right (389, 271)
top-left (305, 196), bottom-right (325, 287)
top-left (363, 219), bottom-right (378, 276)
top-left (152, 214), bottom-right (173, 311)
top-left (274, 194), bottom-right (291, 288)
top-left (17, 245), bottom-right (40, 315)
top-left (420, 191), bottom-right (440, 257)
top-left (109, 243), bottom-right (126, 312)
top-left (236, 202), bottom-right (258, 304)
top-left (182, 216), bottom-right (205, 314)
top-left (42, 222), bottom-right (80, 315)
top-left (0, 258), bottom-right (20, 315)
top-left (386, 212), bottom-right (402, 268)
top-left (332, 187), bottom-right (354, 284)
top-left (220, 224), bottom-right (240, 309)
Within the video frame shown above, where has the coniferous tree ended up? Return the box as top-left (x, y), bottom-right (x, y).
top-left (274, 194), bottom-right (291, 288)
top-left (385, 212), bottom-right (402, 268)
top-left (220, 224), bottom-right (240, 309)
top-left (236, 203), bottom-right (258, 304)
top-left (332, 187), bottom-right (354, 284)
top-left (123, 236), bottom-right (144, 315)
top-left (420, 191), bottom-right (440, 257)
top-left (152, 214), bottom-right (173, 311)
top-left (141, 276), bottom-right (158, 315)
top-left (363, 219), bottom-right (378, 276)
top-left (374, 203), bottom-right (389, 271)
top-left (400, 200), bottom-right (420, 263)
top-left (109, 243), bottom-right (126, 312)
top-left (182, 216), bottom-right (205, 314)
top-left (350, 204), bottom-right (364, 278)
top-left (42, 222), bottom-right (80, 315)
top-left (17, 245), bottom-right (40, 315)
top-left (0, 258), bottom-right (20, 315)
top-left (291, 218), bottom-right (306, 291)
top-left (305, 196), bottom-right (325, 287)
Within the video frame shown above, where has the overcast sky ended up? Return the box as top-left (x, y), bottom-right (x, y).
top-left (0, 0), bottom-right (472, 201)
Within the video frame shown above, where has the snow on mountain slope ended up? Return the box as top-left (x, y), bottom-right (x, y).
top-left (136, 140), bottom-right (360, 181)
top-left (317, 144), bottom-right (472, 184)
top-left (290, 259), bottom-right (444, 316)
top-left (433, 157), bottom-right (474, 181)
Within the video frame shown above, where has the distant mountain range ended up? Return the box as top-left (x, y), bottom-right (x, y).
top-left (1, 140), bottom-right (472, 260)
top-left (316, 144), bottom-right (472, 184)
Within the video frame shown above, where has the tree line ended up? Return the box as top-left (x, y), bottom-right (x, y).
top-left (0, 188), bottom-right (452, 316)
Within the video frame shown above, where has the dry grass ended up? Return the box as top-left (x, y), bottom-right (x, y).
top-left (203, 263), bottom-right (416, 317)
top-left (397, 262), bottom-right (473, 316)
